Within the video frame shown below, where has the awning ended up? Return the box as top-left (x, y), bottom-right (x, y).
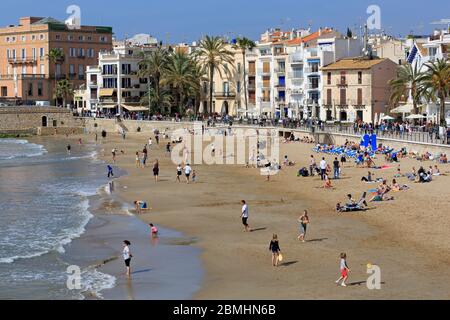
top-left (99, 88), bottom-right (116, 97)
top-left (390, 103), bottom-right (414, 114)
top-left (122, 105), bottom-right (148, 112)
top-left (100, 104), bottom-right (117, 109)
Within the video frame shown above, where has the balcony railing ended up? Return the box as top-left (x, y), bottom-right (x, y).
top-left (258, 82), bottom-right (271, 89)
top-left (213, 91), bottom-right (236, 98)
top-left (289, 53), bottom-right (303, 63)
top-left (274, 68), bottom-right (286, 74)
top-left (0, 73), bottom-right (46, 80)
top-left (305, 98), bottom-right (319, 105)
top-left (248, 83), bottom-right (256, 90)
top-left (291, 78), bottom-right (303, 86)
top-left (8, 57), bottom-right (38, 64)
top-left (257, 68), bottom-right (271, 75)
top-left (307, 83), bottom-right (319, 90)
top-left (304, 67), bottom-right (319, 73)
top-left (275, 83), bottom-right (286, 89)
top-left (290, 88), bottom-right (304, 95)
top-left (289, 72), bottom-right (304, 79)
top-left (336, 80), bottom-right (348, 87)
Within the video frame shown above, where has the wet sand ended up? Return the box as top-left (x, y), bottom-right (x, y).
top-left (88, 129), bottom-right (450, 299)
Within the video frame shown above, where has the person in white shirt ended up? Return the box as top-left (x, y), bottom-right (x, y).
top-left (241, 200), bottom-right (250, 232)
top-left (184, 164), bottom-right (192, 184)
top-left (122, 240), bottom-right (132, 277)
top-left (148, 138), bottom-right (153, 149)
top-left (319, 157), bottom-right (327, 180)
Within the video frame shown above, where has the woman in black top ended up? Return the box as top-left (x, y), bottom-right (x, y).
top-left (269, 234), bottom-right (281, 267)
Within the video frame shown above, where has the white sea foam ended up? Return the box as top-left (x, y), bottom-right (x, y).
top-left (79, 267), bottom-right (117, 299)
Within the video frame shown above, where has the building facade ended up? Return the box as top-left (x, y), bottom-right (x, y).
top-left (0, 17), bottom-right (113, 105)
top-left (321, 57), bottom-right (398, 123)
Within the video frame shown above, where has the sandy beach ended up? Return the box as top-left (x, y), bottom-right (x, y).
top-left (85, 128), bottom-right (450, 300)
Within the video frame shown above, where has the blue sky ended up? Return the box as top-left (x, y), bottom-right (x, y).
top-left (1, 0), bottom-right (449, 43)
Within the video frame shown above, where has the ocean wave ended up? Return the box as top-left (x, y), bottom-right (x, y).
top-left (0, 200), bottom-right (93, 264)
top-left (0, 139), bottom-right (47, 160)
top-left (79, 267), bottom-right (116, 299)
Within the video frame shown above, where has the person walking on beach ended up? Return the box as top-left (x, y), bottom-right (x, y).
top-left (155, 132), bottom-right (160, 145)
top-left (319, 157), bottom-right (327, 180)
top-left (142, 146), bottom-right (148, 167)
top-left (153, 160), bottom-right (160, 182)
top-left (112, 148), bottom-right (117, 163)
top-left (67, 144), bottom-right (71, 155)
top-left (241, 200), bottom-right (250, 232)
top-left (333, 157), bottom-right (340, 179)
top-left (148, 138), bottom-right (153, 149)
top-left (176, 164), bottom-right (182, 182)
top-left (107, 165), bottom-right (114, 178)
top-left (336, 253), bottom-right (350, 287)
top-left (309, 155), bottom-right (316, 177)
top-left (298, 210), bottom-right (310, 242)
top-left (149, 223), bottom-right (158, 238)
top-left (135, 152), bottom-right (141, 168)
top-left (184, 163), bottom-right (192, 184)
top-left (166, 142), bottom-right (171, 157)
top-left (123, 240), bottom-right (133, 277)
top-left (269, 234), bottom-right (281, 267)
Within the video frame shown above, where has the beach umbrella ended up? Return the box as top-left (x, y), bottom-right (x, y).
top-left (380, 115), bottom-right (395, 121)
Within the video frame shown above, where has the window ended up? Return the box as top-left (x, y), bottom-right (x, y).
top-left (12, 49), bottom-right (16, 59)
top-left (6, 49), bottom-right (10, 59)
top-left (340, 89), bottom-right (346, 105)
top-left (237, 81), bottom-right (241, 93)
top-left (1, 87), bottom-right (7, 97)
top-left (22, 36), bottom-right (26, 42)
top-left (40, 64), bottom-right (45, 74)
top-left (358, 71), bottom-right (362, 84)
top-left (32, 35), bottom-right (36, 41)
top-left (21, 49), bottom-right (26, 60)
top-left (102, 64), bottom-right (117, 75)
top-left (87, 48), bottom-right (94, 58)
top-left (326, 89), bottom-right (332, 105)
top-left (32, 66), bottom-right (37, 75)
top-left (56, 64), bottom-right (61, 76)
top-left (70, 48), bottom-right (76, 57)
top-left (68, 35), bottom-right (74, 41)
top-left (122, 78), bottom-right (131, 88)
top-left (103, 78), bottom-right (117, 88)
top-left (78, 65), bottom-right (85, 79)
top-left (87, 36), bottom-right (92, 41)
top-left (40, 48), bottom-right (45, 57)
top-left (39, 34), bottom-right (45, 40)
top-left (340, 71), bottom-right (346, 85)
top-left (100, 36), bottom-right (107, 42)
top-left (28, 83), bottom-right (33, 96)
top-left (237, 63), bottom-right (241, 74)
top-left (12, 36), bottom-right (16, 42)
top-left (6, 37), bottom-right (10, 42)
top-left (22, 65), bottom-right (26, 74)
top-left (32, 48), bottom-right (36, 60)
top-left (69, 64), bottom-right (75, 76)
top-left (56, 34), bottom-right (61, 40)
top-left (357, 88), bottom-right (363, 105)
top-left (327, 72), bottom-right (331, 85)
top-left (78, 48), bottom-right (85, 57)
top-left (78, 35), bottom-right (84, 41)
top-left (122, 64), bottom-right (131, 75)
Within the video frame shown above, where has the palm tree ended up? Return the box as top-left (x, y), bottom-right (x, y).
top-left (138, 47), bottom-right (169, 107)
top-left (389, 62), bottom-right (426, 115)
top-left (189, 60), bottom-right (207, 116)
top-left (54, 79), bottom-right (73, 108)
top-left (195, 36), bottom-right (235, 114)
top-left (422, 58), bottom-right (450, 126)
top-left (233, 37), bottom-right (256, 114)
top-left (163, 51), bottom-right (199, 115)
top-left (47, 48), bottom-right (65, 106)
top-left (140, 87), bottom-right (172, 115)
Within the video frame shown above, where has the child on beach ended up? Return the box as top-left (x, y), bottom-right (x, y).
top-left (241, 200), bottom-right (250, 232)
top-left (192, 170), bottom-right (197, 183)
top-left (107, 165), bottom-right (114, 178)
top-left (269, 234), bottom-right (281, 267)
top-left (176, 164), bottom-right (182, 182)
top-left (149, 223), bottom-right (158, 238)
top-left (153, 160), bottom-right (160, 182)
top-left (123, 240), bottom-right (133, 277)
top-left (336, 253), bottom-right (350, 287)
top-left (135, 152), bottom-right (141, 168)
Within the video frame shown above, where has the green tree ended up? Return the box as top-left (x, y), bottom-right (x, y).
top-left (422, 58), bottom-right (450, 126)
top-left (389, 62), bottom-right (426, 115)
top-left (163, 51), bottom-right (199, 115)
top-left (140, 87), bottom-right (172, 115)
top-left (346, 28), bottom-right (353, 38)
top-left (233, 37), bottom-right (256, 114)
top-left (138, 47), bottom-right (169, 109)
top-left (47, 48), bottom-right (65, 106)
top-left (54, 79), bottom-right (73, 108)
top-left (195, 35), bottom-right (235, 114)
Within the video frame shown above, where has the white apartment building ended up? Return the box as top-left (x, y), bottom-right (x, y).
top-left (83, 44), bottom-right (156, 115)
top-left (251, 28), bottom-right (362, 120)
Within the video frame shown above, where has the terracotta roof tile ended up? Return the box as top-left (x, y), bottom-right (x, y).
top-left (321, 58), bottom-right (388, 70)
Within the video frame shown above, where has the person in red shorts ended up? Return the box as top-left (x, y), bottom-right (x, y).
top-left (336, 252), bottom-right (351, 287)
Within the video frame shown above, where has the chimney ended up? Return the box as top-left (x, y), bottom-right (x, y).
top-left (319, 27), bottom-right (322, 36)
top-left (19, 17), bottom-right (43, 26)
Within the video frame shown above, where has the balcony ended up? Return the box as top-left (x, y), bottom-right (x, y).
top-left (89, 81), bottom-right (98, 87)
top-left (291, 78), bottom-right (303, 86)
top-left (306, 98), bottom-right (319, 105)
top-left (289, 53), bottom-right (303, 64)
top-left (290, 88), bottom-right (304, 95)
top-left (0, 73), bottom-right (45, 80)
top-left (68, 73), bottom-right (77, 80)
top-left (248, 69), bottom-right (256, 76)
top-left (8, 57), bottom-right (38, 65)
top-left (257, 68), bottom-right (271, 75)
top-left (275, 83), bottom-right (286, 89)
top-left (248, 83), bottom-right (256, 91)
top-left (289, 72), bottom-right (304, 79)
top-left (258, 82), bottom-right (271, 89)
top-left (307, 83), bottom-right (319, 90)
top-left (213, 91), bottom-right (236, 99)
top-left (336, 80), bottom-right (348, 87)
top-left (349, 99), bottom-right (366, 109)
top-left (274, 68), bottom-right (286, 74)
top-left (304, 67), bottom-right (320, 74)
